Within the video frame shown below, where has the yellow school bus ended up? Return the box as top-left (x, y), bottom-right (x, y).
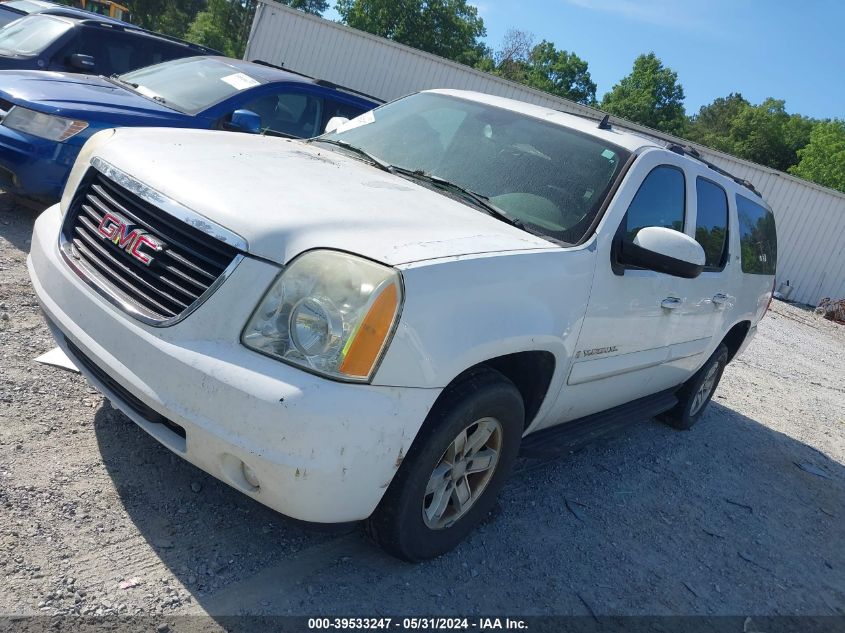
top-left (80, 0), bottom-right (130, 22)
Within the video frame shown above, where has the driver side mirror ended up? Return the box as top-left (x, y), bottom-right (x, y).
top-left (229, 109), bottom-right (262, 134)
top-left (324, 116), bottom-right (349, 134)
top-left (68, 54), bottom-right (96, 72)
top-left (616, 226), bottom-right (705, 279)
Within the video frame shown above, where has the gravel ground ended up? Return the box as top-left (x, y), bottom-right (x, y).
top-left (1, 193), bottom-right (843, 628)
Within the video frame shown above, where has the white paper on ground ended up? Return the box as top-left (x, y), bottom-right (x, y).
top-left (34, 347), bottom-right (79, 373)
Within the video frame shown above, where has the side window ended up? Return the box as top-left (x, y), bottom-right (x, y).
top-left (736, 195), bottom-right (777, 274)
top-left (695, 178), bottom-right (729, 269)
top-left (623, 165), bottom-right (686, 241)
top-left (241, 91), bottom-right (324, 138)
top-left (75, 27), bottom-right (136, 75)
top-left (144, 41), bottom-right (195, 67)
top-left (322, 98), bottom-right (369, 130)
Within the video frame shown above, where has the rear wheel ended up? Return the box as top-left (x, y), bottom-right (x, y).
top-left (661, 343), bottom-right (728, 430)
top-left (365, 367), bottom-right (523, 561)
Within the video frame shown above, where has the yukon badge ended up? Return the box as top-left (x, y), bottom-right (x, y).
top-left (575, 345), bottom-right (619, 359)
top-left (96, 212), bottom-right (163, 266)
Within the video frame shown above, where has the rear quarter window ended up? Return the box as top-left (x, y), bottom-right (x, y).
top-left (736, 194), bottom-right (777, 275)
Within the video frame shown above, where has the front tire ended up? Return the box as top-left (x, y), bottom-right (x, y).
top-left (662, 343), bottom-right (729, 430)
top-left (365, 367), bottom-right (524, 562)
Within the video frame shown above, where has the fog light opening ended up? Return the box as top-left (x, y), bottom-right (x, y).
top-left (242, 462), bottom-right (260, 489)
top-left (220, 453), bottom-right (260, 493)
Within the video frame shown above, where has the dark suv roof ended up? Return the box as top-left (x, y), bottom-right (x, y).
top-left (0, 11), bottom-right (221, 76)
top-left (37, 6), bottom-right (126, 24)
top-left (38, 11), bottom-right (220, 55)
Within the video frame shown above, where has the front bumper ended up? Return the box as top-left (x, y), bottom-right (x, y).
top-left (0, 125), bottom-right (80, 200)
top-left (28, 204), bottom-right (440, 523)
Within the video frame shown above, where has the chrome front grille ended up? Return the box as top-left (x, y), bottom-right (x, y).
top-left (61, 166), bottom-right (241, 324)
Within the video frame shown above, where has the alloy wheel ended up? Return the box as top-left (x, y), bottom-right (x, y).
top-left (422, 417), bottom-right (503, 529)
top-left (691, 362), bottom-right (720, 415)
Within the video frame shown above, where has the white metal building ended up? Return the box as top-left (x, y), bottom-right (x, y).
top-left (246, 0), bottom-right (845, 305)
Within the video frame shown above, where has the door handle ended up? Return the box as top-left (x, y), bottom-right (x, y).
top-left (712, 293), bottom-right (728, 305)
top-left (661, 297), bottom-right (682, 309)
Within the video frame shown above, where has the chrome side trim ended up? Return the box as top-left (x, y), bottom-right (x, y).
top-left (59, 236), bottom-right (245, 328)
top-left (90, 156), bottom-right (248, 251)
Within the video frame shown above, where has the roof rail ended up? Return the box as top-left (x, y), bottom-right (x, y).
top-left (250, 60), bottom-right (384, 104)
top-left (550, 106), bottom-right (762, 198)
top-left (667, 143), bottom-right (762, 197)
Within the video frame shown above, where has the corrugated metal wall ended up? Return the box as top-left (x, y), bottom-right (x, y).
top-left (246, 0), bottom-right (845, 305)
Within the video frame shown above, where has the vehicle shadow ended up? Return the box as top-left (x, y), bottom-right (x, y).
top-left (91, 396), bottom-right (845, 620)
top-left (0, 191), bottom-right (47, 253)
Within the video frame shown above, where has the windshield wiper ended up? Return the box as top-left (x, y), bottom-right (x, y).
top-left (311, 139), bottom-right (393, 173)
top-left (390, 168), bottom-right (524, 229)
top-left (106, 74), bottom-right (138, 89)
top-left (310, 141), bottom-right (524, 231)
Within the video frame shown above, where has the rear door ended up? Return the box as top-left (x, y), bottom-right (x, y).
top-left (682, 169), bottom-right (734, 354)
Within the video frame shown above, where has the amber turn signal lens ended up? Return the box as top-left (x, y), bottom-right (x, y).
top-left (339, 282), bottom-right (399, 378)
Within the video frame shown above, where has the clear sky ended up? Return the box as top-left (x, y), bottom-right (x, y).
top-left (325, 0), bottom-right (844, 120)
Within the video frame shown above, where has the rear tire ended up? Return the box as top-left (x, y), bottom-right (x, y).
top-left (661, 343), bottom-right (729, 430)
top-left (365, 367), bottom-right (524, 562)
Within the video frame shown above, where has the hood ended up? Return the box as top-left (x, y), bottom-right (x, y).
top-left (0, 70), bottom-right (190, 125)
top-left (90, 127), bottom-right (559, 266)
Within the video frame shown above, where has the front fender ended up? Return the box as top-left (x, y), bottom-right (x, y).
top-left (373, 248), bottom-right (595, 393)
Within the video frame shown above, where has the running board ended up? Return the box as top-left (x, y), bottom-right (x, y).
top-left (520, 388), bottom-right (679, 457)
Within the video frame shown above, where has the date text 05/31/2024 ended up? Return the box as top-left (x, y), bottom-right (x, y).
top-left (307, 618), bottom-right (529, 630)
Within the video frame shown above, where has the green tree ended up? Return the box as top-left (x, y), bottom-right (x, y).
top-left (185, 0), bottom-right (241, 56)
top-left (601, 52), bottom-right (686, 136)
top-left (788, 120), bottom-right (845, 193)
top-left (686, 93), bottom-right (750, 151)
top-left (131, 0), bottom-right (328, 50)
top-left (128, 0), bottom-right (205, 36)
top-left (479, 30), bottom-right (596, 105)
top-left (524, 41), bottom-right (596, 105)
top-left (727, 98), bottom-right (814, 171)
top-left (335, 0), bottom-right (487, 65)
top-left (686, 95), bottom-right (816, 172)
top-left (482, 28), bottom-right (533, 82)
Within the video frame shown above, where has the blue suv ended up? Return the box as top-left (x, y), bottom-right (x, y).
top-left (0, 10), bottom-right (216, 75)
top-left (0, 56), bottom-right (379, 201)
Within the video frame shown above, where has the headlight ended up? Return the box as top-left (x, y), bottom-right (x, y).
top-left (242, 250), bottom-right (403, 382)
top-left (2, 106), bottom-right (88, 141)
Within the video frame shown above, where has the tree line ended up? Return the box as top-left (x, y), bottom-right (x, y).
top-left (125, 0), bottom-right (844, 194)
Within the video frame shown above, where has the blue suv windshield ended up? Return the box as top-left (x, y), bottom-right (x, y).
top-left (121, 57), bottom-right (264, 115)
top-left (0, 15), bottom-right (71, 57)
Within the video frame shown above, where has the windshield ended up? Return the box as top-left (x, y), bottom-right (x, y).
top-left (317, 92), bottom-right (631, 244)
top-left (0, 15), bottom-right (71, 56)
top-left (120, 57), bottom-right (263, 114)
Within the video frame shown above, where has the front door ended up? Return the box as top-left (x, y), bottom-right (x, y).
top-left (559, 149), bottom-right (713, 422)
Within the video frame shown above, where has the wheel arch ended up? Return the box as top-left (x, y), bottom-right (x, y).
top-left (441, 351), bottom-right (556, 430)
top-left (721, 320), bottom-right (751, 363)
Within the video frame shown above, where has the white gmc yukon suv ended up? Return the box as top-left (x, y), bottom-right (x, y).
top-left (27, 90), bottom-right (777, 561)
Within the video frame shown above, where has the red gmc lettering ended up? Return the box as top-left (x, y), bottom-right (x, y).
top-left (95, 211), bottom-right (162, 266)
top-left (97, 212), bottom-right (123, 241)
top-left (130, 234), bottom-right (163, 265)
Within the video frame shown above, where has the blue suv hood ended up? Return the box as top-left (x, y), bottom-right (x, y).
top-left (0, 71), bottom-right (193, 126)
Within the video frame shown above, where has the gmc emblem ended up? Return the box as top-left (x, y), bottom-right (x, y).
top-left (96, 212), bottom-right (163, 266)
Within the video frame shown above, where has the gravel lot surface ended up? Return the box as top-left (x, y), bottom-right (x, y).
top-left (1, 193), bottom-right (843, 629)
